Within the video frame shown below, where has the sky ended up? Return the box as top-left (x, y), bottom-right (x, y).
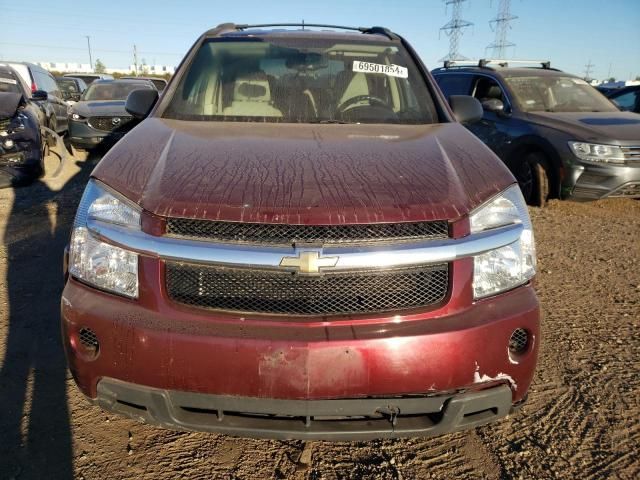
top-left (1, 0), bottom-right (639, 81)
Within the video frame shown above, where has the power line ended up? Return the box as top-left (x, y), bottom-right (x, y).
top-left (440, 0), bottom-right (474, 61)
top-left (486, 0), bottom-right (518, 58)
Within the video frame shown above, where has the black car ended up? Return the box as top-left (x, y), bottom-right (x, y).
top-left (0, 62), bottom-right (69, 136)
top-left (121, 76), bottom-right (168, 92)
top-left (605, 85), bottom-right (640, 114)
top-left (67, 79), bottom-right (155, 150)
top-left (63, 73), bottom-right (114, 85)
top-left (56, 76), bottom-right (88, 104)
top-left (0, 65), bottom-right (46, 187)
top-left (433, 60), bottom-right (640, 204)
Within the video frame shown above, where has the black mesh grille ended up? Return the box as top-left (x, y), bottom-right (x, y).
top-left (78, 327), bottom-right (99, 350)
top-left (88, 116), bottom-right (133, 132)
top-left (165, 219), bottom-right (449, 245)
top-left (166, 262), bottom-right (449, 316)
top-left (509, 328), bottom-right (529, 353)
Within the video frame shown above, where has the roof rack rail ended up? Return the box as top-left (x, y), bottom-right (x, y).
top-left (478, 59), bottom-right (552, 69)
top-left (222, 23), bottom-right (397, 40)
top-left (438, 59), bottom-right (553, 70)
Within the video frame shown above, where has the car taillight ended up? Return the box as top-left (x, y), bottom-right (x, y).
top-left (31, 81), bottom-right (37, 93)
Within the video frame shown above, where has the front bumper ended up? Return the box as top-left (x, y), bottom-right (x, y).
top-left (565, 161), bottom-right (640, 200)
top-left (95, 377), bottom-right (514, 440)
top-left (61, 254), bottom-right (540, 439)
top-left (68, 120), bottom-right (124, 150)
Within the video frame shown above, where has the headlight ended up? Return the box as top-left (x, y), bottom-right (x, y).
top-left (70, 112), bottom-right (85, 121)
top-left (470, 185), bottom-right (536, 299)
top-left (69, 179), bottom-right (140, 298)
top-left (568, 142), bottom-right (624, 164)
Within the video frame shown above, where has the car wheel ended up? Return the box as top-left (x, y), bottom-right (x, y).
top-left (515, 152), bottom-right (550, 207)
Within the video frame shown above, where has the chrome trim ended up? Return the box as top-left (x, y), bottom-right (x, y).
top-left (87, 219), bottom-right (523, 271)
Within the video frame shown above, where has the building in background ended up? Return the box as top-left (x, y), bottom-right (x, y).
top-left (37, 62), bottom-right (91, 73)
top-left (36, 61), bottom-right (175, 76)
top-left (129, 64), bottom-right (176, 75)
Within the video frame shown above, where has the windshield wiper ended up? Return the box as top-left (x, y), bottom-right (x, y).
top-left (310, 119), bottom-right (358, 124)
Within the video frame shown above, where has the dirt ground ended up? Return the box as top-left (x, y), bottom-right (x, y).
top-left (0, 146), bottom-right (638, 480)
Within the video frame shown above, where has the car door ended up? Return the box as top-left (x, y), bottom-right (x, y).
top-left (464, 75), bottom-right (520, 160)
top-left (43, 72), bottom-right (68, 132)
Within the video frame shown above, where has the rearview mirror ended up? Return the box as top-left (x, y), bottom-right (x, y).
top-left (449, 95), bottom-right (483, 124)
top-left (32, 90), bottom-right (48, 101)
top-left (125, 89), bottom-right (159, 118)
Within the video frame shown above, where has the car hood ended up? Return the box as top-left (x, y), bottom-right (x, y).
top-left (527, 111), bottom-right (640, 143)
top-left (92, 118), bottom-right (515, 223)
top-left (73, 100), bottom-right (128, 117)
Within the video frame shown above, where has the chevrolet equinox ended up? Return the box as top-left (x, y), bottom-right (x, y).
top-left (61, 23), bottom-right (540, 440)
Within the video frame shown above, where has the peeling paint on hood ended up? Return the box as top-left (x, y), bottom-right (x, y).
top-left (93, 118), bottom-right (515, 224)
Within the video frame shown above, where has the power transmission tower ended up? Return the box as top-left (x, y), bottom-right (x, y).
top-left (486, 0), bottom-right (518, 58)
top-left (584, 60), bottom-right (595, 81)
top-left (440, 0), bottom-right (474, 61)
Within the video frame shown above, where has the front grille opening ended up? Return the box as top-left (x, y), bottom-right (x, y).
top-left (116, 399), bottom-right (148, 412)
top-left (463, 407), bottom-right (498, 418)
top-left (178, 407), bottom-right (440, 426)
top-left (509, 328), bottom-right (529, 354)
top-left (165, 262), bottom-right (449, 316)
top-left (88, 116), bottom-right (133, 132)
top-left (165, 218), bottom-right (450, 246)
top-left (78, 327), bottom-right (99, 354)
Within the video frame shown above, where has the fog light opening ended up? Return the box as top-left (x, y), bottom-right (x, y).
top-left (508, 328), bottom-right (529, 354)
top-left (78, 327), bottom-right (100, 358)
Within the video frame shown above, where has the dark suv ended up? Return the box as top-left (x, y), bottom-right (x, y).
top-left (433, 60), bottom-right (640, 205)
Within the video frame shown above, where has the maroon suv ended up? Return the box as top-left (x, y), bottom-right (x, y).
top-left (61, 23), bottom-right (540, 440)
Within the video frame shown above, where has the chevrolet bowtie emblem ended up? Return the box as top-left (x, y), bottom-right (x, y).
top-left (279, 251), bottom-right (339, 274)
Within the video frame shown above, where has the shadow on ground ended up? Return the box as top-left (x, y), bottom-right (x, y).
top-left (0, 146), bottom-right (96, 478)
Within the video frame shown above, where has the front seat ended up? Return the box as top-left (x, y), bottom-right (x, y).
top-left (222, 74), bottom-right (283, 118)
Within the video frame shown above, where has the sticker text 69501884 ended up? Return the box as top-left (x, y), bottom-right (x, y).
top-left (352, 61), bottom-right (408, 79)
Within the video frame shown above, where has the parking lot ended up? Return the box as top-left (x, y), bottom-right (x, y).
top-left (0, 146), bottom-right (637, 480)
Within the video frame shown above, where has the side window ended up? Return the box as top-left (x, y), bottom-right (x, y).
top-left (45, 73), bottom-right (61, 96)
top-left (611, 91), bottom-right (637, 111)
top-left (472, 77), bottom-right (506, 103)
top-left (434, 74), bottom-right (473, 97)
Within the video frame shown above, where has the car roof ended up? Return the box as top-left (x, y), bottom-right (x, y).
top-left (91, 79), bottom-right (153, 85)
top-left (432, 65), bottom-right (579, 79)
top-left (122, 76), bottom-right (167, 83)
top-left (203, 23), bottom-right (399, 43)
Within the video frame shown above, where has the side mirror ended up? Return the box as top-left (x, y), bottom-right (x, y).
top-left (449, 95), bottom-right (483, 124)
top-left (125, 89), bottom-right (159, 118)
top-left (481, 98), bottom-right (506, 115)
top-left (32, 90), bottom-right (48, 101)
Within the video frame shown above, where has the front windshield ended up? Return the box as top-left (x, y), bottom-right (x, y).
top-left (58, 79), bottom-right (79, 94)
top-left (82, 82), bottom-right (152, 101)
top-left (163, 37), bottom-right (438, 124)
top-left (505, 76), bottom-right (617, 113)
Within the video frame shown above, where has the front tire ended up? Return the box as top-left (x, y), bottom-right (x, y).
top-left (515, 152), bottom-right (550, 207)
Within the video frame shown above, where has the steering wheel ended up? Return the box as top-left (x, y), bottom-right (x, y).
top-left (337, 95), bottom-right (390, 114)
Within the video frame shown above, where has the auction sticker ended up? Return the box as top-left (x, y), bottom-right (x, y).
top-left (353, 61), bottom-right (408, 78)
